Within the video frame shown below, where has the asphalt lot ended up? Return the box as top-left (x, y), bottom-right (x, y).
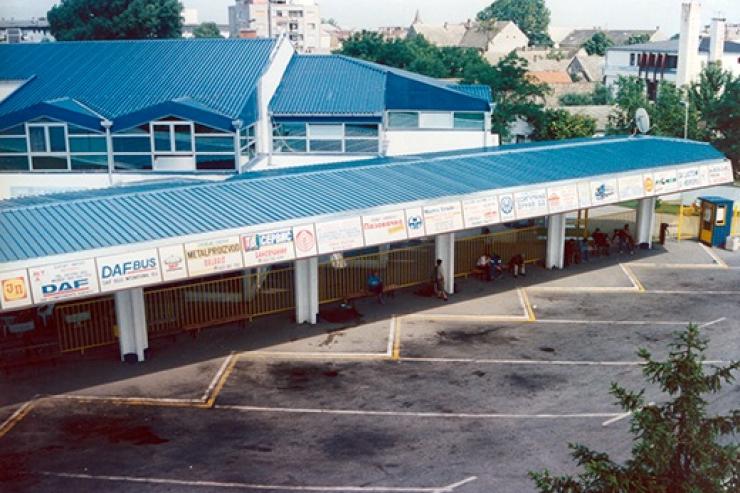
top-left (1, 240), bottom-right (738, 493)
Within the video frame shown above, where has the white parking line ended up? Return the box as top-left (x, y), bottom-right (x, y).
top-left (215, 404), bottom-right (622, 420)
top-left (698, 317), bottom-right (727, 328)
top-left (699, 243), bottom-right (728, 267)
top-left (601, 401), bottom-right (655, 427)
top-left (534, 319), bottom-right (692, 325)
top-left (400, 357), bottom-right (730, 366)
top-left (40, 472), bottom-right (478, 492)
top-left (387, 316), bottom-right (397, 357)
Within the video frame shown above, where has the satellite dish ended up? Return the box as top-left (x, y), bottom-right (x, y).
top-left (635, 108), bottom-right (651, 134)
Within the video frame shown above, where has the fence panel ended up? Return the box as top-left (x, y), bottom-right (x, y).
top-left (319, 243), bottom-right (435, 304)
top-left (55, 296), bottom-right (117, 353)
top-left (145, 267), bottom-right (295, 336)
top-left (455, 227), bottom-right (545, 276)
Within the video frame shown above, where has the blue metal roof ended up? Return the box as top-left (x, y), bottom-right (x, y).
top-left (269, 55), bottom-right (492, 116)
top-left (0, 38), bottom-right (277, 132)
top-left (0, 136), bottom-right (725, 264)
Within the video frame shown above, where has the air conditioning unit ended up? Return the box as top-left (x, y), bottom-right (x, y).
top-left (726, 236), bottom-right (740, 252)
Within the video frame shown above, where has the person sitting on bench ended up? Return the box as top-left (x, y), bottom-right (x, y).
top-left (476, 253), bottom-right (492, 281)
top-left (367, 271), bottom-right (385, 304)
top-left (509, 253), bottom-right (526, 278)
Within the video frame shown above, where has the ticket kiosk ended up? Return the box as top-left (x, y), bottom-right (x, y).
top-left (698, 196), bottom-right (734, 247)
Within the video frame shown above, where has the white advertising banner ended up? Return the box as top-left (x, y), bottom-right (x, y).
top-left (0, 269), bottom-right (32, 310)
top-left (547, 185), bottom-right (579, 214)
top-left (462, 195), bottom-right (500, 228)
top-left (590, 179), bottom-right (619, 205)
top-left (293, 224), bottom-right (318, 259)
top-left (677, 167), bottom-right (707, 190)
top-left (362, 211), bottom-right (408, 246)
top-left (423, 202), bottom-right (464, 235)
top-left (653, 169), bottom-right (679, 195)
top-left (315, 217), bottom-right (365, 254)
top-left (29, 259), bottom-right (99, 304)
top-left (618, 175), bottom-right (645, 201)
top-left (642, 173), bottom-right (655, 196)
top-left (577, 182), bottom-right (592, 208)
top-left (97, 249), bottom-right (162, 293)
top-left (498, 194), bottom-right (516, 222)
top-left (184, 236), bottom-right (243, 277)
top-left (242, 228), bottom-right (296, 267)
top-left (404, 207), bottom-right (426, 239)
top-left (158, 244), bottom-right (188, 282)
top-left (514, 189), bottom-right (548, 219)
top-left (706, 161), bottom-right (734, 185)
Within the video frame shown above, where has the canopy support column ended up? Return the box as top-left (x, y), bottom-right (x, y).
top-left (546, 213), bottom-right (567, 269)
top-left (115, 288), bottom-right (148, 363)
top-left (435, 233), bottom-right (455, 294)
top-left (636, 197), bottom-right (657, 247)
top-left (294, 257), bottom-right (319, 325)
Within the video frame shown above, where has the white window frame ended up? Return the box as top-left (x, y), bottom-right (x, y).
top-left (26, 121), bottom-right (70, 171)
top-left (150, 121), bottom-right (195, 155)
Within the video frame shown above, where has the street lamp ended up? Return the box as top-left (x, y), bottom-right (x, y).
top-left (680, 100), bottom-right (689, 140)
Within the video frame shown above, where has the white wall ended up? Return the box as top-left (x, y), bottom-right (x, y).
top-left (255, 154), bottom-right (373, 170)
top-left (384, 130), bottom-right (493, 155)
top-left (257, 37), bottom-right (295, 155)
top-left (0, 172), bottom-right (229, 200)
top-left (487, 23), bottom-right (529, 56)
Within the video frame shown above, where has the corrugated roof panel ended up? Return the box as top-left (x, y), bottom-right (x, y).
top-left (0, 38), bottom-right (276, 129)
top-left (0, 136), bottom-right (726, 264)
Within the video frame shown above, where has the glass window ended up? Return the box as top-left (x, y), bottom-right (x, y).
top-left (195, 136), bottom-right (233, 153)
top-left (388, 112), bottom-right (419, 129)
top-left (174, 124), bottom-right (192, 152)
top-left (68, 125), bottom-right (101, 135)
top-left (345, 124), bottom-right (379, 137)
top-left (70, 136), bottom-right (107, 153)
top-left (0, 125), bottom-right (26, 136)
top-left (273, 138), bottom-right (307, 153)
top-left (0, 156), bottom-right (29, 171)
top-left (113, 136), bottom-right (151, 153)
top-left (71, 155), bottom-right (108, 171)
top-left (453, 112), bottom-right (485, 130)
top-left (419, 112), bottom-right (453, 129)
top-left (153, 126), bottom-right (172, 152)
top-left (309, 124), bottom-right (343, 138)
top-left (49, 126), bottom-right (67, 152)
top-left (194, 123), bottom-right (229, 134)
top-left (114, 154), bottom-right (152, 171)
top-left (32, 156), bottom-right (67, 170)
top-left (344, 139), bottom-right (378, 153)
top-left (309, 140), bottom-right (342, 152)
top-left (273, 122), bottom-right (306, 137)
top-left (196, 155), bottom-right (235, 171)
top-left (0, 137), bottom-right (27, 153)
top-left (29, 127), bottom-right (46, 152)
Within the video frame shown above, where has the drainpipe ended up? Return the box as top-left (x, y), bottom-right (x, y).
top-left (101, 119), bottom-right (114, 186)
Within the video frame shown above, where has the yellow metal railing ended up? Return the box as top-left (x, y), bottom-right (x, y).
top-left (319, 243), bottom-right (435, 304)
top-left (55, 296), bottom-right (117, 353)
top-left (145, 267), bottom-right (295, 335)
top-left (454, 227), bottom-right (545, 276)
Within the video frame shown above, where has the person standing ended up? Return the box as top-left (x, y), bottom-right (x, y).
top-left (367, 271), bottom-right (384, 304)
top-left (432, 259), bottom-right (448, 301)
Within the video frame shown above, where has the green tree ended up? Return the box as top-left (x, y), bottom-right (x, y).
top-left (192, 22), bottom-right (223, 38)
top-left (583, 31), bottom-right (614, 56)
top-left (626, 33), bottom-right (651, 45)
top-left (559, 84), bottom-right (614, 106)
top-left (531, 324), bottom-right (739, 492)
top-left (705, 74), bottom-right (740, 177)
top-left (607, 76), bottom-right (649, 133)
top-left (536, 109), bottom-right (597, 140)
top-left (477, 0), bottom-right (553, 46)
top-left (651, 82), bottom-right (700, 139)
top-left (48, 0), bottom-right (183, 40)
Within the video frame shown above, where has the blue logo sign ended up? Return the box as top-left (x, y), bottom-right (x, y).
top-left (500, 196), bottom-right (514, 214)
top-left (595, 184), bottom-right (615, 201)
top-left (42, 278), bottom-right (88, 295)
top-left (407, 215), bottom-right (423, 230)
top-left (101, 258), bottom-right (157, 279)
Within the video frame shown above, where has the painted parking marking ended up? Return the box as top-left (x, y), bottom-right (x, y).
top-left (699, 243), bottom-right (729, 267)
top-left (519, 287), bottom-right (536, 321)
top-left (601, 401), bottom-right (655, 427)
top-left (698, 317), bottom-right (727, 328)
top-left (620, 263), bottom-right (645, 291)
top-left (0, 399), bottom-right (36, 439)
top-left (215, 404), bottom-right (623, 420)
top-left (40, 471), bottom-right (478, 492)
top-left (399, 357), bottom-right (731, 366)
top-left (202, 352), bottom-right (237, 402)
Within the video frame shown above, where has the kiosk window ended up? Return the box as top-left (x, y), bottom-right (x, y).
top-left (716, 205), bottom-right (726, 226)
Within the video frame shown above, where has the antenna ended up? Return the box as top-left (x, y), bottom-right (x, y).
top-left (635, 108), bottom-right (651, 134)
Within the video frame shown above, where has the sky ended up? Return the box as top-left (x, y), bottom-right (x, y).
top-left (3, 0), bottom-right (739, 36)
